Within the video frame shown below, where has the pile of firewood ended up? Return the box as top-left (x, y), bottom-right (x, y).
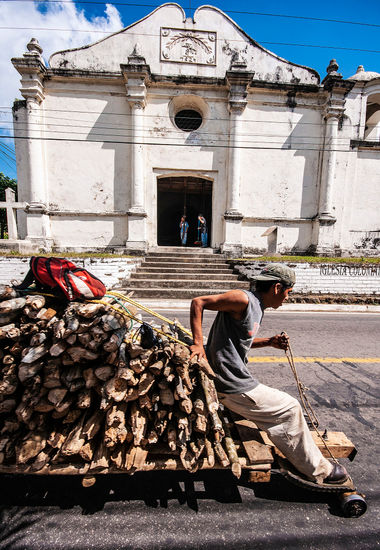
top-left (0, 285), bottom-right (239, 476)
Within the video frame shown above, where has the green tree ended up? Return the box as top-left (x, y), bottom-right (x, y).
top-left (0, 172), bottom-right (17, 239)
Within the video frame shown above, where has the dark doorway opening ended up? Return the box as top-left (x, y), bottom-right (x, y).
top-left (157, 176), bottom-right (212, 247)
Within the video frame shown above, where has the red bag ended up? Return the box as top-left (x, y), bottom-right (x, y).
top-left (15, 256), bottom-right (106, 301)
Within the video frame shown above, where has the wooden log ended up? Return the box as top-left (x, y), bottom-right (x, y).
top-left (18, 361), bottom-right (43, 384)
top-left (63, 409), bottom-right (82, 424)
top-left (109, 444), bottom-right (125, 469)
top-left (137, 371), bottom-right (155, 396)
top-left (49, 341), bottom-right (67, 357)
top-left (0, 324), bottom-right (20, 340)
top-left (0, 398), bottom-right (16, 414)
top-left (60, 415), bottom-right (86, 456)
top-left (149, 359), bottom-right (164, 375)
top-left (158, 382), bottom-right (175, 406)
top-left (129, 402), bottom-right (147, 446)
top-left (95, 365), bottom-right (114, 381)
top-left (83, 367), bottom-right (98, 389)
top-left (47, 388), bottom-right (68, 407)
top-left (90, 325), bottom-right (109, 343)
top-left (77, 389), bottom-right (92, 409)
top-left (101, 313), bottom-right (123, 332)
top-left (0, 297), bottom-right (26, 315)
top-left (15, 431), bottom-right (47, 464)
top-left (21, 343), bottom-right (49, 364)
top-left (198, 371), bottom-right (223, 435)
top-left (103, 328), bottom-right (126, 352)
top-left (104, 376), bottom-right (128, 402)
top-left (30, 332), bottom-right (47, 346)
top-left (90, 440), bottom-right (109, 472)
top-left (83, 410), bottom-right (104, 440)
top-left (214, 441), bottom-right (230, 467)
top-left (0, 285), bottom-right (18, 301)
top-left (221, 416), bottom-right (241, 478)
top-left (80, 440), bottom-right (97, 462)
top-left (77, 303), bottom-right (105, 318)
top-left (0, 364), bottom-right (18, 395)
top-left (42, 361), bottom-right (61, 389)
top-left (67, 346), bottom-right (99, 362)
top-left (129, 358), bottom-right (145, 374)
top-left (65, 334), bottom-right (77, 345)
top-left (25, 295), bottom-right (46, 310)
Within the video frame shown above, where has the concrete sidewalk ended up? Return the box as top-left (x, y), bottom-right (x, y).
top-left (136, 298), bottom-right (380, 313)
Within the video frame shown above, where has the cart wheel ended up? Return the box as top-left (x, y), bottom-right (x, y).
top-left (339, 492), bottom-right (367, 518)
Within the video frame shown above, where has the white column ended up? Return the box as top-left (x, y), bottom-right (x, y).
top-left (122, 50), bottom-right (150, 252)
top-left (130, 101), bottom-right (145, 213)
top-left (221, 70), bottom-right (252, 255)
top-left (226, 108), bottom-right (243, 215)
top-left (319, 115), bottom-right (339, 217)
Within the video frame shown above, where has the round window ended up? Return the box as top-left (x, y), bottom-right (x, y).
top-left (174, 109), bottom-right (202, 132)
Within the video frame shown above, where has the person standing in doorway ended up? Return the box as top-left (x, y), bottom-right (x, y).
top-left (179, 215), bottom-right (189, 246)
top-left (198, 213), bottom-right (208, 248)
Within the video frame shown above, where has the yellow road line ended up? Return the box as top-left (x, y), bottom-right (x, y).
top-left (248, 357), bottom-right (380, 363)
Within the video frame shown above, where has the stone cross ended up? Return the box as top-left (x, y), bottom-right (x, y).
top-left (0, 188), bottom-right (27, 239)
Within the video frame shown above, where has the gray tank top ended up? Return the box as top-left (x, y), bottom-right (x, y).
top-left (206, 290), bottom-right (263, 394)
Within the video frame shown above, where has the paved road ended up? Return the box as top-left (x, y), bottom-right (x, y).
top-left (1, 312), bottom-right (379, 550)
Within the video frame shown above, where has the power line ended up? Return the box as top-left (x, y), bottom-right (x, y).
top-left (1, 26), bottom-right (379, 54)
top-left (0, 107), bottom-right (368, 130)
top-left (1, 0), bottom-right (380, 29)
top-left (1, 133), bottom-right (378, 154)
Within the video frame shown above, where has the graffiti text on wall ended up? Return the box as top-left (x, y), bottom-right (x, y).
top-left (320, 265), bottom-right (380, 277)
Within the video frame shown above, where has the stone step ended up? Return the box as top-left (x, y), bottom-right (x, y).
top-left (136, 267), bottom-right (233, 274)
top-left (146, 252), bottom-right (224, 260)
top-left (130, 272), bottom-right (240, 281)
top-left (148, 247), bottom-right (220, 255)
top-left (117, 287), bottom-right (244, 299)
top-left (124, 279), bottom-right (250, 290)
top-left (141, 264), bottom-right (232, 269)
top-left (135, 264), bottom-right (233, 275)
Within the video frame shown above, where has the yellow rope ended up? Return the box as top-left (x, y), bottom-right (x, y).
top-left (107, 290), bottom-right (193, 338)
top-left (284, 338), bottom-right (339, 463)
top-left (91, 298), bottom-right (190, 347)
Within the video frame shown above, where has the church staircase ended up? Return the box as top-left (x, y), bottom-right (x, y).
top-left (119, 247), bottom-right (250, 299)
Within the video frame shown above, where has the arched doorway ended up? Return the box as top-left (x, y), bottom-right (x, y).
top-left (157, 176), bottom-right (212, 247)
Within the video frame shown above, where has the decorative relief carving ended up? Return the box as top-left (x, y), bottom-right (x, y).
top-left (160, 27), bottom-right (216, 65)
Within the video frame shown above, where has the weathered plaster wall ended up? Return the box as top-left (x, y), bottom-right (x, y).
top-left (234, 261), bottom-right (380, 295)
top-left (0, 257), bottom-right (142, 289)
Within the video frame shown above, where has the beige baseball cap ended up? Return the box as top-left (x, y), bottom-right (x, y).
top-left (252, 263), bottom-right (296, 288)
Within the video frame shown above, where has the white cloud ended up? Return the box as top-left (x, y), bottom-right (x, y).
top-left (0, 0), bottom-right (124, 129)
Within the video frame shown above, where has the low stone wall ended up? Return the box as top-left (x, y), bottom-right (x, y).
top-left (0, 256), bottom-right (142, 290)
top-left (233, 261), bottom-right (380, 296)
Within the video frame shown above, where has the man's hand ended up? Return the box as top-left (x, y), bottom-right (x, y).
top-left (189, 343), bottom-right (207, 361)
top-left (269, 332), bottom-right (289, 350)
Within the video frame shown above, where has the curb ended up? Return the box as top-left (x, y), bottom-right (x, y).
top-left (135, 299), bottom-right (380, 313)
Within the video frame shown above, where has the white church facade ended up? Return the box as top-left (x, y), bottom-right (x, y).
top-left (11, 3), bottom-right (380, 255)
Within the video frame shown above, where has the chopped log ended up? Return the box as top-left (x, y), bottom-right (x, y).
top-left (0, 285), bottom-right (18, 301)
top-left (214, 441), bottom-right (230, 468)
top-left (130, 402), bottom-right (147, 446)
top-left (63, 409), bottom-right (82, 424)
top-left (125, 443), bottom-right (137, 471)
top-left (39, 308), bottom-right (57, 322)
top-left (149, 359), bottom-right (164, 375)
top-left (34, 399), bottom-right (55, 413)
top-left (0, 324), bottom-right (20, 340)
top-left (21, 343), bottom-right (49, 364)
top-left (66, 346), bottom-right (99, 362)
top-left (103, 328), bottom-right (126, 352)
top-left (83, 410), bottom-right (103, 440)
top-left (18, 361), bottom-right (43, 384)
top-left (90, 440), bottom-right (109, 472)
top-left (30, 332), bottom-right (47, 346)
top-left (47, 388), bottom-right (68, 407)
top-left (199, 371), bottom-right (223, 435)
top-left (129, 358), bottom-right (145, 374)
top-left (104, 376), bottom-right (128, 402)
top-left (167, 420), bottom-right (177, 451)
top-left (49, 341), bottom-right (67, 357)
top-left (0, 364), bottom-right (18, 395)
top-left (77, 332), bottom-right (92, 347)
top-left (25, 295), bottom-right (46, 310)
top-left (60, 415), bottom-right (86, 456)
top-left (204, 436), bottom-right (215, 467)
top-left (53, 319), bottom-right (66, 340)
top-left (159, 385), bottom-right (175, 407)
top-left (42, 361), bottom-right (61, 389)
top-left (77, 303), bottom-right (105, 318)
top-left (0, 399), bottom-right (16, 414)
top-left (133, 446), bottom-right (148, 470)
top-left (15, 431), bottom-right (47, 464)
top-left (0, 297), bottom-right (26, 315)
top-left (80, 440), bottom-right (97, 462)
top-left (77, 389), bottom-right (92, 409)
top-left (83, 367), bottom-right (98, 389)
top-left (65, 334), bottom-right (77, 345)
top-left (179, 398), bottom-right (193, 415)
top-left (138, 393), bottom-right (153, 410)
top-left (137, 371), bottom-right (155, 396)
top-left (47, 427), bottom-right (70, 449)
top-left (101, 313), bottom-right (123, 332)
top-left (109, 444), bottom-right (125, 469)
top-left (90, 325), bottom-right (108, 343)
top-left (221, 416), bottom-right (241, 478)
top-left (95, 365), bottom-right (114, 381)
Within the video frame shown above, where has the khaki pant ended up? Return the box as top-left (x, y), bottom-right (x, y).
top-left (218, 383), bottom-right (333, 483)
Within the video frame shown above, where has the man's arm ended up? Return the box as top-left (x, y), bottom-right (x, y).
top-left (251, 333), bottom-right (289, 350)
top-left (189, 290), bottom-right (249, 360)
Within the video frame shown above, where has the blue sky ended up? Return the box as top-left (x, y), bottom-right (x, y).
top-left (0, 0), bottom-right (379, 179)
